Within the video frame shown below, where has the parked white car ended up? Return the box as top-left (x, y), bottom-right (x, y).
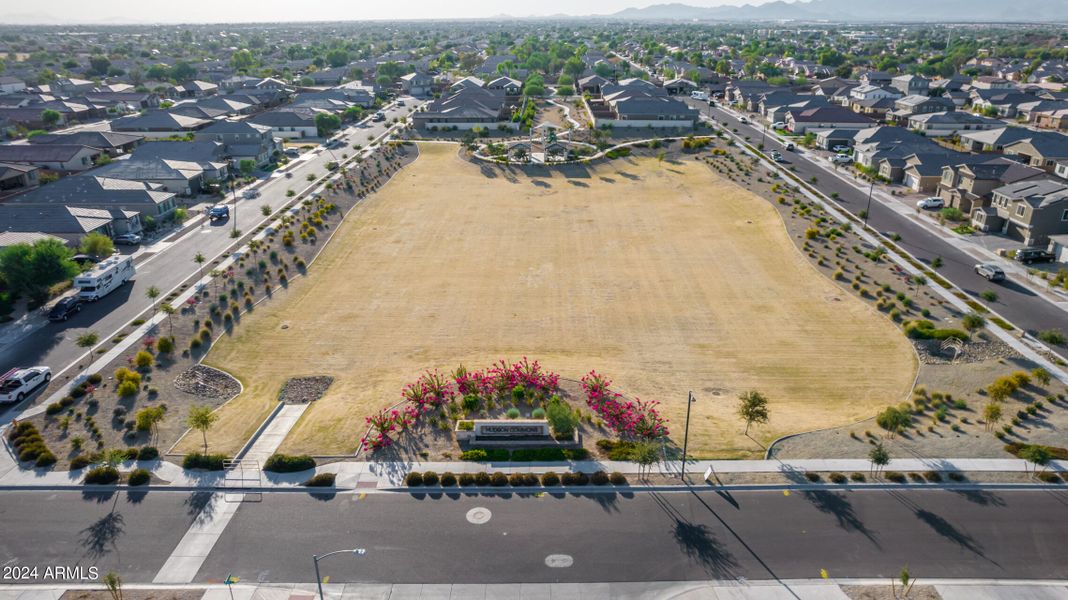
top-left (0, 366), bottom-right (51, 404)
top-left (830, 154), bottom-right (853, 165)
top-left (917, 197), bottom-right (944, 210)
top-left (739, 116), bottom-right (749, 124)
top-left (831, 144), bottom-right (851, 153)
top-left (772, 121), bottom-right (786, 129)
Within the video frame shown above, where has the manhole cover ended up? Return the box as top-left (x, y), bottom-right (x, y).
top-left (466, 507), bottom-right (492, 524)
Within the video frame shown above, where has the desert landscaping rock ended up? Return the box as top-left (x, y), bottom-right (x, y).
top-left (174, 365), bottom-right (242, 399)
top-left (278, 376), bottom-right (334, 403)
top-left (913, 338), bottom-right (1020, 364)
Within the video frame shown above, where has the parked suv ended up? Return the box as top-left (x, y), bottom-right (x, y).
top-left (975, 263), bottom-right (1006, 282)
top-left (208, 205), bottom-right (230, 220)
top-left (1014, 248), bottom-right (1054, 264)
top-left (48, 296), bottom-right (84, 322)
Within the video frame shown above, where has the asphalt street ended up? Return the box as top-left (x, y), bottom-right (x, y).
top-left (700, 100), bottom-right (1068, 358)
top-left (3, 488), bottom-right (1064, 584)
top-left (0, 100), bottom-right (421, 413)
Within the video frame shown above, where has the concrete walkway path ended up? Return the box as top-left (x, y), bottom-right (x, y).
top-left (241, 404), bottom-right (309, 466)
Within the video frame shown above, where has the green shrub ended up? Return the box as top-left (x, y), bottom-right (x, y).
top-left (459, 473), bottom-right (476, 486)
top-left (508, 472), bottom-right (526, 486)
top-left (923, 471), bottom-right (942, 482)
top-left (490, 472), bottom-right (509, 486)
top-left (405, 471), bottom-right (423, 486)
top-left (45, 402), bottom-right (64, 415)
top-left (263, 454), bottom-right (316, 473)
top-left (70, 455), bottom-right (91, 470)
top-left (849, 472), bottom-right (865, 482)
top-left (546, 397), bottom-right (579, 438)
top-left (182, 453), bottom-right (227, 470)
top-left (531, 408), bottom-right (546, 419)
top-left (591, 471), bottom-right (610, 485)
top-left (138, 446), bottom-right (159, 461)
top-left (506, 407), bottom-right (521, 419)
top-left (541, 471), bottom-right (560, 486)
top-left (884, 471), bottom-right (907, 483)
top-left (829, 472), bottom-right (847, 484)
top-left (127, 468), bottom-right (151, 486)
top-left (440, 472), bottom-right (457, 487)
top-left (87, 373), bottom-right (103, 385)
top-left (1037, 472), bottom-right (1062, 484)
top-left (117, 380), bottom-right (139, 397)
top-left (804, 472), bottom-right (821, 482)
top-left (35, 450), bottom-right (57, 468)
top-left (134, 351), bottom-right (153, 369)
top-left (474, 472), bottom-right (491, 486)
top-left (303, 473), bottom-right (336, 487)
top-left (156, 336), bottom-right (175, 354)
top-left (904, 319), bottom-right (968, 341)
top-left (84, 466), bottom-right (120, 484)
top-left (609, 471), bottom-right (628, 485)
top-left (422, 471), bottom-right (439, 486)
top-left (461, 448), bottom-right (509, 461)
top-left (461, 448), bottom-right (487, 461)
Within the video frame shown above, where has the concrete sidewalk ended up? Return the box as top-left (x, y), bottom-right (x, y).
top-left (2, 579), bottom-right (1067, 600)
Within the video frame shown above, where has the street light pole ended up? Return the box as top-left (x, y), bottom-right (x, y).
top-left (680, 391), bottom-right (695, 480)
top-left (313, 548), bottom-right (366, 600)
top-left (863, 178), bottom-right (875, 229)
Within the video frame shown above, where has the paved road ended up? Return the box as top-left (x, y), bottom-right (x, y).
top-left (697, 100), bottom-right (1068, 358)
top-left (6, 488), bottom-right (1062, 584)
top-left (0, 100), bottom-right (421, 413)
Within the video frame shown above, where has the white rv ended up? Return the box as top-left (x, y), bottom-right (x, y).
top-left (74, 255), bottom-right (135, 301)
top-left (690, 90), bottom-right (709, 102)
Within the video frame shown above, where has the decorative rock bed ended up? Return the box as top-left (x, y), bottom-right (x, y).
top-left (174, 365), bottom-right (242, 399)
top-left (912, 339), bottom-right (1019, 365)
top-left (278, 376), bottom-right (334, 404)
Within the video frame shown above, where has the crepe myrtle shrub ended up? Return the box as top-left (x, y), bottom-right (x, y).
top-left (580, 370), bottom-right (668, 439)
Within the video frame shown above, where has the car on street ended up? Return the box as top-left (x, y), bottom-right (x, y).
top-left (738, 116), bottom-right (749, 124)
top-left (830, 154), bottom-right (852, 165)
top-left (113, 232), bottom-right (142, 245)
top-left (242, 189), bottom-right (260, 199)
top-left (784, 142), bottom-right (795, 151)
top-left (831, 144), bottom-right (851, 153)
top-left (372, 112), bottom-right (386, 122)
top-left (916, 197), bottom-right (945, 210)
top-left (208, 205), bottom-right (230, 220)
top-left (975, 263), bottom-right (1006, 282)
top-left (0, 366), bottom-right (51, 404)
top-left (772, 121), bottom-right (785, 129)
top-left (770, 150), bottom-right (785, 162)
top-left (396, 99), bottom-right (405, 106)
top-left (1014, 247), bottom-right (1055, 264)
top-left (47, 296), bottom-right (84, 322)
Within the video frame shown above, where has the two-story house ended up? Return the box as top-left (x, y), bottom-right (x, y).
top-left (971, 178), bottom-right (1068, 246)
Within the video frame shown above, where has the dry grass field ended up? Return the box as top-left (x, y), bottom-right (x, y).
top-left (186, 143), bottom-right (917, 458)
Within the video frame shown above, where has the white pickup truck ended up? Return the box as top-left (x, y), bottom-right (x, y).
top-left (0, 366), bottom-right (51, 404)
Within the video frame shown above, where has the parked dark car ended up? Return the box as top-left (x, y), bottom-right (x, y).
top-left (1014, 248), bottom-right (1054, 264)
top-left (48, 296), bottom-right (83, 322)
top-left (71, 254), bottom-right (100, 264)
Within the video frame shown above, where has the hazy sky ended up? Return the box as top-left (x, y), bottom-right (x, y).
top-left (4, 0), bottom-right (772, 24)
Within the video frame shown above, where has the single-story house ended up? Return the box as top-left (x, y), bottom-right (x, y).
top-left (0, 204), bottom-right (141, 245)
top-left (5, 175), bottom-right (178, 220)
top-left (0, 162), bottom-right (39, 195)
top-left (413, 87), bottom-right (520, 131)
top-left (786, 106), bottom-right (876, 134)
top-left (90, 158), bottom-right (207, 195)
top-left (129, 141), bottom-right (229, 182)
top-left (28, 131), bottom-right (143, 156)
top-left (0, 144), bottom-right (102, 172)
top-left (247, 108), bottom-right (320, 139)
top-left (111, 111), bottom-right (211, 138)
top-left (906, 112), bottom-right (1003, 137)
top-left (1003, 135), bottom-right (1068, 172)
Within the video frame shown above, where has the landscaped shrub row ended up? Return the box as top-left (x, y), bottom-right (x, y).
top-left (303, 473), bottom-right (336, 487)
top-left (84, 466), bottom-right (120, 484)
top-left (404, 470), bottom-right (627, 487)
top-left (460, 447), bottom-right (589, 462)
top-left (263, 453), bottom-right (316, 472)
top-left (1004, 442), bottom-right (1068, 461)
top-left (69, 446), bottom-right (159, 470)
top-left (182, 453), bottom-right (228, 470)
top-left (7, 421), bottom-right (56, 468)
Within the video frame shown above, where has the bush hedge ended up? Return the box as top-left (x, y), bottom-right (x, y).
top-left (84, 466), bottom-right (120, 485)
top-left (884, 471), bottom-right (907, 483)
top-left (263, 453), bottom-right (316, 473)
top-left (590, 471), bottom-right (610, 485)
top-left (422, 471), bottom-right (440, 486)
top-left (440, 472), bottom-right (457, 487)
top-left (137, 446), bottom-right (159, 461)
top-left (405, 472), bottom-right (423, 486)
top-left (490, 472), bottom-right (508, 486)
top-left (609, 471), bottom-right (628, 485)
top-left (475, 472), bottom-right (491, 486)
top-left (829, 472), bottom-right (847, 484)
top-left (303, 473), bottom-right (336, 487)
top-left (459, 473), bottom-right (476, 486)
top-left (127, 468), bottom-right (151, 486)
top-left (70, 455), bottom-right (92, 470)
top-left (541, 471), bottom-right (560, 486)
top-left (182, 453), bottom-right (227, 470)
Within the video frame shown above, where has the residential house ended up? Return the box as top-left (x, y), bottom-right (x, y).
top-left (959, 127), bottom-right (1036, 153)
top-left (589, 80), bottom-right (697, 129)
top-left (0, 162), bottom-right (39, 195)
top-left (663, 78), bottom-right (697, 96)
top-left (971, 178), bottom-right (1068, 246)
top-left (5, 175), bottom-right (178, 221)
top-left (0, 144), bottom-right (102, 172)
top-left (398, 72), bottom-right (434, 97)
top-left (577, 75), bottom-right (611, 95)
top-left (859, 71), bottom-right (894, 87)
top-left (0, 204), bottom-right (141, 246)
top-left (90, 158), bottom-right (208, 195)
top-left (849, 84), bottom-right (902, 102)
top-left (1002, 134), bottom-right (1068, 172)
top-left (111, 111), bottom-right (211, 138)
top-left (485, 77), bottom-right (522, 95)
top-left (849, 96), bottom-right (898, 119)
top-left (449, 76), bottom-right (486, 92)
top-left (900, 152), bottom-right (977, 192)
top-left (0, 77), bottom-right (26, 95)
top-left (939, 158), bottom-right (1045, 214)
top-left (169, 80), bottom-right (219, 99)
top-left (248, 108), bottom-right (320, 139)
top-left (130, 141), bottom-right (229, 182)
top-left (890, 95), bottom-right (955, 120)
top-left (193, 120), bottom-right (279, 169)
top-left (786, 106), bottom-right (876, 134)
top-left (971, 76), bottom-right (1015, 90)
top-left (28, 131), bottom-right (143, 156)
top-left (906, 111), bottom-right (1003, 137)
top-left (850, 127), bottom-right (941, 168)
top-left (414, 87), bottom-right (520, 131)
top-left (1033, 108), bottom-right (1068, 130)
top-left (890, 74), bottom-right (930, 97)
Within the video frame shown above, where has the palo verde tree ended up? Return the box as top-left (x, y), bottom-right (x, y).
top-left (187, 404), bottom-right (219, 453)
top-left (737, 390), bottom-right (770, 436)
top-left (869, 442), bottom-right (890, 475)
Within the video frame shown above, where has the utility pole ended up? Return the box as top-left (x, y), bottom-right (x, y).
top-left (863, 178), bottom-right (875, 229)
top-left (313, 548), bottom-right (366, 600)
top-left (680, 391), bottom-right (695, 480)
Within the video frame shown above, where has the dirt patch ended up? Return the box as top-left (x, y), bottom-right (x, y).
top-left (842, 584), bottom-right (942, 600)
top-left (203, 141), bottom-right (916, 458)
top-left (278, 376), bottom-right (334, 404)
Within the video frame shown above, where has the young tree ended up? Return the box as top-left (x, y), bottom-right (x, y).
top-left (41, 109), bottom-right (61, 127)
top-left (869, 442), bottom-right (890, 475)
top-left (961, 312), bottom-right (986, 332)
top-left (75, 331), bottom-right (99, 348)
top-left (633, 440), bottom-right (660, 479)
top-left (187, 404), bottom-right (219, 452)
top-left (160, 303), bottom-right (176, 336)
top-left (876, 406), bottom-right (911, 438)
top-left (145, 285), bottom-right (160, 318)
top-left (135, 406), bottom-right (166, 440)
top-left (982, 401), bottom-right (1002, 431)
top-left (193, 252), bottom-right (206, 283)
top-left (1031, 367), bottom-right (1051, 387)
top-left (79, 232), bottom-right (114, 258)
top-left (892, 565), bottom-right (916, 599)
top-left (103, 571), bottom-right (123, 600)
top-left (987, 376), bottom-right (1017, 402)
top-left (1019, 444), bottom-right (1052, 474)
top-left (238, 159), bottom-right (256, 177)
top-left (737, 390), bottom-right (770, 435)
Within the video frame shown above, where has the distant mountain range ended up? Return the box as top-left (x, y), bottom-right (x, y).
top-left (608, 0), bottom-right (1068, 22)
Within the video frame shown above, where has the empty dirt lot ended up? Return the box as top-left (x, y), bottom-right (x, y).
top-left (189, 142), bottom-right (917, 458)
